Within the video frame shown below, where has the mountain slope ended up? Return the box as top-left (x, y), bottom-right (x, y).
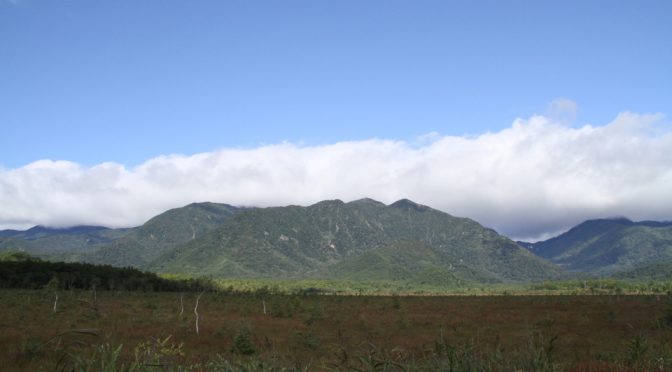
top-left (323, 240), bottom-right (495, 285)
top-left (611, 260), bottom-right (672, 280)
top-left (522, 218), bottom-right (672, 274)
top-left (81, 202), bottom-right (240, 268)
top-left (0, 237), bottom-right (30, 252)
top-left (0, 225), bottom-right (130, 259)
top-left (150, 199), bottom-right (562, 283)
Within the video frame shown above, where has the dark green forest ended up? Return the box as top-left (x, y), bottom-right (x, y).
top-left (0, 253), bottom-right (211, 292)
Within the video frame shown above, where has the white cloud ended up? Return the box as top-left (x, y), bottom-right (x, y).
top-left (1, 111), bottom-right (671, 241)
top-left (546, 98), bottom-right (578, 125)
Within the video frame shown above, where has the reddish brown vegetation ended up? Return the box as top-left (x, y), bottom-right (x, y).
top-left (0, 290), bottom-right (669, 370)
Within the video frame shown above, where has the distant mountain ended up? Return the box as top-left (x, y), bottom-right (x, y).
top-left (149, 198), bottom-right (562, 284)
top-left (0, 225), bottom-right (112, 238)
top-left (10, 200), bottom-right (672, 283)
top-left (0, 224), bottom-right (130, 259)
top-left (0, 237), bottom-right (30, 252)
top-left (520, 218), bottom-right (672, 275)
top-left (516, 241), bottom-right (536, 252)
top-left (0, 230), bottom-right (21, 238)
top-left (79, 202), bottom-right (240, 267)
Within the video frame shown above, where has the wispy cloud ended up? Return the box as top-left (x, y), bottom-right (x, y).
top-left (1, 109), bottom-right (670, 240)
top-left (546, 98), bottom-right (579, 125)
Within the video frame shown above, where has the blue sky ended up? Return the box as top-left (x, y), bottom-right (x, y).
top-left (2, 0), bottom-right (669, 168)
top-left (1, 1), bottom-right (671, 239)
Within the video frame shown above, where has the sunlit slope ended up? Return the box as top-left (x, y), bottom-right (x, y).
top-left (151, 198), bottom-right (562, 283)
top-left (81, 202), bottom-right (240, 267)
top-left (0, 225), bottom-right (131, 260)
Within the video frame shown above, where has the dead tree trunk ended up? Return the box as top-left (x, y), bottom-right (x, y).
top-left (179, 293), bottom-right (184, 317)
top-left (194, 291), bottom-right (205, 335)
top-left (52, 291), bottom-right (58, 313)
top-left (262, 299), bottom-right (267, 315)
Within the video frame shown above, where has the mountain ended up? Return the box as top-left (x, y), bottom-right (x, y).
top-left (521, 218), bottom-right (672, 275)
top-left (0, 203), bottom-right (241, 266)
top-left (324, 240), bottom-right (502, 285)
top-left (0, 237), bottom-right (30, 252)
top-left (79, 202), bottom-right (240, 267)
top-left (612, 261), bottom-right (672, 280)
top-left (0, 225), bottom-right (131, 259)
top-left (0, 250), bottom-right (42, 262)
top-left (0, 225), bottom-right (112, 238)
top-left (149, 198), bottom-right (562, 284)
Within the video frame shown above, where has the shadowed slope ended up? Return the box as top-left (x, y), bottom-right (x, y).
top-left (521, 218), bottom-right (672, 274)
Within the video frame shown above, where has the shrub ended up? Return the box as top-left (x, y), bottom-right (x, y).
top-left (231, 327), bottom-right (256, 355)
top-left (626, 334), bottom-right (649, 366)
top-left (289, 330), bottom-right (321, 351)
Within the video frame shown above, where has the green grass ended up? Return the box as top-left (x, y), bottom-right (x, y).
top-left (165, 277), bottom-right (672, 296)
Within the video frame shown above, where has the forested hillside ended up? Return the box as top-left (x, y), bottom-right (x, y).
top-left (150, 199), bottom-right (562, 284)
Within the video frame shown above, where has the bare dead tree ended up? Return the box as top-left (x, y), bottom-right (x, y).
top-left (91, 277), bottom-right (101, 307)
top-left (262, 298), bottom-right (267, 315)
top-left (194, 291), bottom-right (205, 335)
top-left (179, 293), bottom-right (184, 317)
top-left (45, 276), bottom-right (59, 314)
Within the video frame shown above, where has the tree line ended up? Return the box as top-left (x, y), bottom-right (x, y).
top-left (0, 259), bottom-right (214, 292)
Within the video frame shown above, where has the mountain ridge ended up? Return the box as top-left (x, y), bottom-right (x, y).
top-left (5, 200), bottom-right (672, 284)
top-left (148, 198), bottom-right (562, 284)
top-left (79, 202), bottom-right (241, 268)
top-left (520, 217), bottom-right (672, 275)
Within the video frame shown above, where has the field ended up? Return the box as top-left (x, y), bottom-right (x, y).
top-left (1, 289), bottom-right (671, 371)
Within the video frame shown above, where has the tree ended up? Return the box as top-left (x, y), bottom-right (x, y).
top-left (45, 276), bottom-right (60, 313)
top-left (194, 291), bottom-right (205, 334)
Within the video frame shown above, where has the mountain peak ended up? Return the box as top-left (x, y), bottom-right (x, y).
top-left (529, 215), bottom-right (672, 274)
top-left (25, 225), bottom-right (110, 235)
top-left (585, 217), bottom-right (672, 228)
top-left (592, 217), bottom-right (633, 224)
top-left (389, 199), bottom-right (428, 212)
top-left (347, 198), bottom-right (386, 207)
top-left (150, 197), bottom-right (559, 283)
top-left (574, 217), bottom-right (634, 231)
top-left (311, 199), bottom-right (345, 208)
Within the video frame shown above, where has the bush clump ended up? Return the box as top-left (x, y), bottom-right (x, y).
top-left (230, 327), bottom-right (256, 355)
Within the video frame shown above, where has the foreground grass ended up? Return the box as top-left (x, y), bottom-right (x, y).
top-left (1, 289), bottom-right (672, 371)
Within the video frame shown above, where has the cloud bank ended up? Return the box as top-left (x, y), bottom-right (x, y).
top-left (2, 111), bottom-right (671, 240)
